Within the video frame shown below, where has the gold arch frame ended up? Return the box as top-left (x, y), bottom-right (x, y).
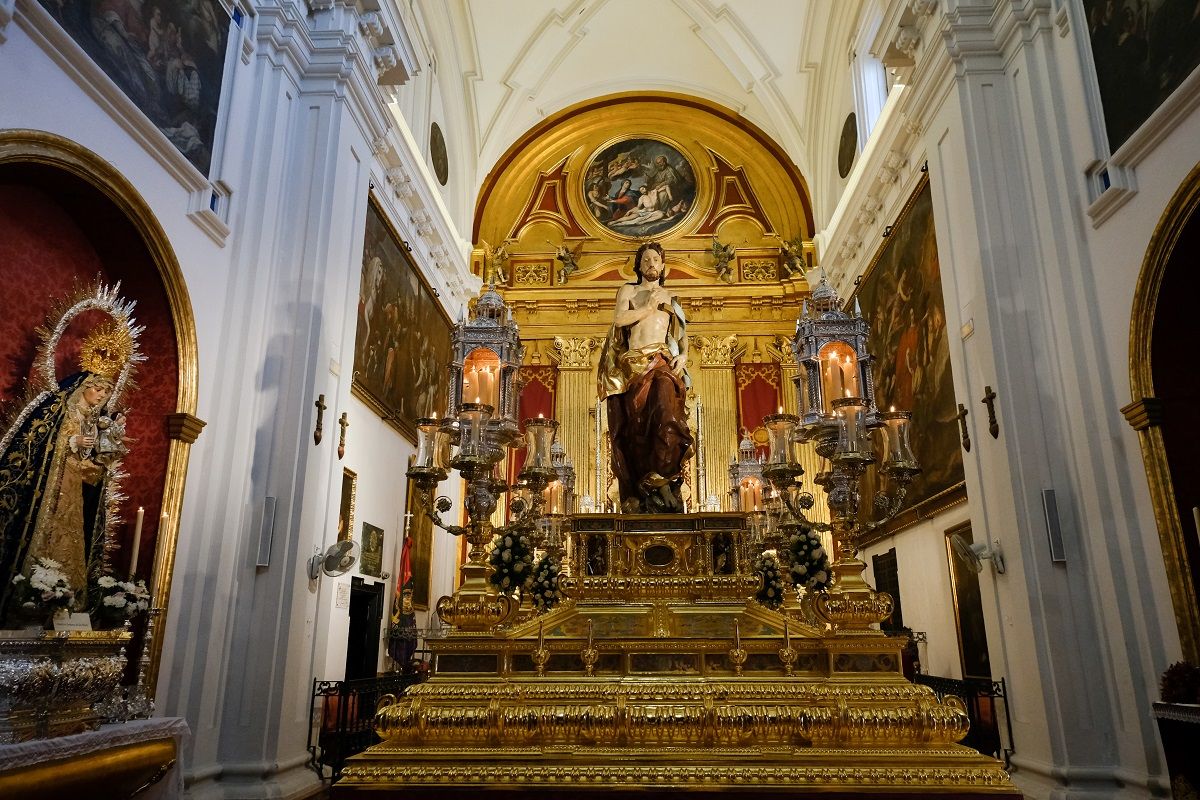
top-left (0, 129), bottom-right (202, 691)
top-left (472, 91), bottom-right (816, 242)
top-left (1125, 161), bottom-right (1200, 662)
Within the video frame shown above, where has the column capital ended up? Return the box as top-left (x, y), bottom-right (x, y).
top-left (553, 336), bottom-right (598, 370)
top-left (694, 334), bottom-right (739, 368)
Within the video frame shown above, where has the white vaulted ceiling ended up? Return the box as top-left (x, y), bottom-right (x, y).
top-left (410, 0), bottom-right (864, 210)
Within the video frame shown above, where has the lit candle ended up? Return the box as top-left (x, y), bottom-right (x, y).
top-left (841, 355), bottom-right (858, 396)
top-left (481, 366), bottom-right (496, 407)
top-left (129, 507), bottom-right (144, 578)
top-left (825, 354), bottom-right (844, 408)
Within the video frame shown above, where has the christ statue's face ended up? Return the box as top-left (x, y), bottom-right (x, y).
top-left (639, 248), bottom-right (664, 282)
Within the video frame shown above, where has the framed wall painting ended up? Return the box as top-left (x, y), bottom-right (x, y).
top-left (581, 136), bottom-right (697, 239)
top-left (37, 1), bottom-right (232, 176)
top-left (352, 196), bottom-right (453, 441)
top-left (1081, 0), bottom-right (1200, 152)
top-left (360, 522), bottom-right (384, 578)
top-left (403, 478), bottom-right (434, 610)
top-left (337, 468), bottom-right (357, 542)
top-left (944, 522), bottom-right (993, 680)
top-left (853, 177), bottom-right (964, 534)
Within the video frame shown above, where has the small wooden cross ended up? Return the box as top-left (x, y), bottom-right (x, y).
top-left (313, 394), bottom-right (327, 446)
top-left (955, 403), bottom-right (971, 453)
top-left (981, 385), bottom-right (999, 439)
top-left (337, 412), bottom-right (349, 460)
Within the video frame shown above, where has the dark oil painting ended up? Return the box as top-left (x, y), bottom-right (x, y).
top-left (1083, 0), bottom-right (1200, 150)
top-left (353, 198), bottom-right (452, 442)
top-left (39, 0), bottom-right (231, 175)
top-left (855, 180), bottom-right (963, 517)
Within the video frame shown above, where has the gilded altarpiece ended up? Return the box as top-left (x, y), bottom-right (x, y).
top-left (342, 97), bottom-right (1018, 799)
top-left (471, 95), bottom-right (818, 490)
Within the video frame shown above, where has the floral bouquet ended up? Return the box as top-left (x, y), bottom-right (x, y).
top-left (787, 525), bottom-right (831, 592)
top-left (529, 553), bottom-right (562, 613)
top-left (9, 557), bottom-right (77, 624)
top-left (754, 552), bottom-right (785, 609)
top-left (93, 575), bottom-right (150, 625)
top-left (488, 530), bottom-right (534, 597)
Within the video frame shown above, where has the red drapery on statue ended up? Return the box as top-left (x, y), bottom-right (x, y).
top-left (734, 361), bottom-right (782, 457)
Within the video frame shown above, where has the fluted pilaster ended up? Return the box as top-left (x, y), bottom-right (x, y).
top-left (553, 336), bottom-right (598, 493)
top-left (692, 335), bottom-right (738, 509)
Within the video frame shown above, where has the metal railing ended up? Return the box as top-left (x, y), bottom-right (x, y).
top-left (307, 666), bottom-right (426, 781)
top-left (915, 674), bottom-right (1013, 769)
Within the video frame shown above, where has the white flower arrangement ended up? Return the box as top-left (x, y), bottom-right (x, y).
top-left (10, 556), bottom-right (76, 614)
top-left (786, 526), bottom-right (832, 592)
top-left (754, 552), bottom-right (785, 609)
top-left (530, 554), bottom-right (562, 613)
top-left (489, 531), bottom-right (534, 596)
top-left (94, 574), bottom-right (150, 623)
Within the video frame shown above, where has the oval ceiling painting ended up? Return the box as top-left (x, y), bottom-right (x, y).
top-left (582, 136), bottom-right (697, 239)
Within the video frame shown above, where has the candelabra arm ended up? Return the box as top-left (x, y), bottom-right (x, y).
top-left (859, 484), bottom-right (911, 538)
top-left (412, 485), bottom-right (466, 538)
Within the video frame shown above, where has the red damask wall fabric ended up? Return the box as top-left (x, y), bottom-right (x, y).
top-left (734, 361), bottom-right (782, 456)
top-left (508, 366), bottom-right (558, 482)
top-left (0, 177), bottom-right (179, 581)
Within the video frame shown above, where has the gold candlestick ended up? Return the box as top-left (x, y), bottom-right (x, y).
top-left (581, 618), bottom-right (598, 677)
top-left (728, 618), bottom-right (747, 677)
top-left (532, 618), bottom-right (550, 677)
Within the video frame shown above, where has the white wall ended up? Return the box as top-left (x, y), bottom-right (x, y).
top-left (862, 503), bottom-right (971, 680)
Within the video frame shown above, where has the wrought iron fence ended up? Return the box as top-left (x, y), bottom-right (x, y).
top-left (915, 674), bottom-right (1013, 769)
top-left (307, 665), bottom-right (427, 781)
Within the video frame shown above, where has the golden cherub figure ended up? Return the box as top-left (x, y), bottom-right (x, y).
top-left (480, 240), bottom-right (510, 287)
top-left (548, 240), bottom-right (583, 284)
top-left (780, 236), bottom-right (806, 278)
top-left (710, 236), bottom-right (735, 284)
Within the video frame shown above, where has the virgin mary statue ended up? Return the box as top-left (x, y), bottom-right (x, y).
top-left (0, 294), bottom-right (140, 625)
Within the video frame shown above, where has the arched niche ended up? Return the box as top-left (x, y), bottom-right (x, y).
top-left (0, 129), bottom-right (201, 692)
top-left (1126, 162), bottom-right (1200, 662)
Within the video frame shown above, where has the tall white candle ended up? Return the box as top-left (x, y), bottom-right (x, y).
top-left (841, 356), bottom-right (858, 396)
top-left (129, 507), bottom-right (144, 578)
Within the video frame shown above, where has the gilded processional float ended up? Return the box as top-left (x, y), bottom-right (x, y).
top-left (336, 246), bottom-right (1017, 796)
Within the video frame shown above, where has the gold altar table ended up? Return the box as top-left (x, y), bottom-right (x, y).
top-left (335, 514), bottom-right (1016, 797)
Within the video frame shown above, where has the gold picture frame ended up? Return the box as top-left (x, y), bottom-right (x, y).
top-left (337, 468), bottom-right (357, 542)
top-left (944, 521), bottom-right (993, 681)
